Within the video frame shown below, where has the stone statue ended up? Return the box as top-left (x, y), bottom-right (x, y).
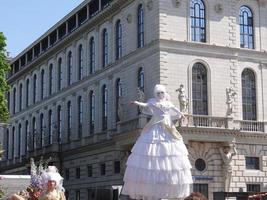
top-left (176, 84), bottom-right (188, 113)
top-left (226, 87), bottom-right (237, 116)
top-left (117, 96), bottom-right (124, 121)
top-left (219, 138), bottom-right (237, 192)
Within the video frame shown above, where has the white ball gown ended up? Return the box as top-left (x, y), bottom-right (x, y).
top-left (121, 98), bottom-right (193, 200)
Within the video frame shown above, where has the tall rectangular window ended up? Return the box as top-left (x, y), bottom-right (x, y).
top-left (78, 96), bottom-right (83, 138)
top-left (26, 79), bottom-right (29, 107)
top-left (68, 51), bottom-right (73, 85)
top-left (49, 64), bottom-right (53, 95)
top-left (78, 45), bottom-right (83, 80)
top-left (41, 70), bottom-right (45, 99)
top-left (33, 74), bottom-right (37, 103)
top-left (89, 37), bottom-right (95, 74)
top-left (89, 91), bottom-right (95, 134)
top-left (58, 58), bottom-right (62, 91)
top-left (19, 84), bottom-right (22, 111)
top-left (102, 29), bottom-right (108, 67)
top-left (67, 101), bottom-right (72, 142)
top-left (137, 4), bottom-right (144, 48)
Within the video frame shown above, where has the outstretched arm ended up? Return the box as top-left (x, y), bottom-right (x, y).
top-left (130, 101), bottom-right (148, 107)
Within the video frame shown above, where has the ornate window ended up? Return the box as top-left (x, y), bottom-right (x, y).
top-left (58, 58), bottom-right (62, 91)
top-left (115, 20), bottom-right (122, 60)
top-left (25, 120), bottom-right (29, 153)
top-left (239, 6), bottom-right (254, 49)
top-left (67, 101), bottom-right (72, 142)
top-left (89, 37), bottom-right (95, 74)
top-left (242, 69), bottom-right (256, 120)
top-left (102, 29), bottom-right (108, 67)
top-left (13, 87), bottom-right (16, 114)
top-left (137, 4), bottom-right (144, 48)
top-left (49, 64), bottom-right (53, 95)
top-left (192, 63), bottom-right (208, 115)
top-left (78, 96), bottom-right (83, 138)
top-left (12, 127), bottom-right (15, 158)
top-left (89, 91), bottom-right (95, 134)
top-left (102, 85), bottom-right (108, 130)
top-left (32, 117), bottom-right (36, 150)
top-left (33, 74), bottom-right (37, 103)
top-left (57, 106), bottom-right (62, 143)
top-left (67, 51), bottom-right (73, 85)
top-left (115, 79), bottom-right (122, 122)
top-left (48, 110), bottom-right (53, 145)
top-left (78, 45), bottom-right (83, 80)
top-left (190, 0), bottom-right (206, 42)
top-left (41, 70), bottom-right (45, 99)
top-left (26, 79), bottom-right (29, 107)
top-left (19, 84), bottom-right (22, 111)
top-left (40, 113), bottom-right (44, 147)
top-left (18, 124), bottom-right (21, 157)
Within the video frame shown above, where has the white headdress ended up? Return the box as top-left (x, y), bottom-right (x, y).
top-left (41, 166), bottom-right (65, 192)
top-left (154, 84), bottom-right (170, 100)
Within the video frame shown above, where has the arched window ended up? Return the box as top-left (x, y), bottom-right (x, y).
top-left (115, 79), bottom-right (122, 122)
top-left (67, 101), bottom-right (72, 142)
top-left (26, 79), bottom-right (30, 107)
top-left (102, 29), bottom-right (108, 67)
top-left (242, 69), bottom-right (256, 120)
top-left (12, 127), bottom-right (15, 158)
top-left (115, 20), bottom-right (122, 60)
top-left (7, 92), bottom-right (10, 112)
top-left (239, 6), bottom-right (254, 49)
top-left (32, 117), bottom-right (36, 150)
top-left (89, 37), bottom-right (95, 74)
top-left (49, 64), bottom-right (53, 95)
top-left (48, 110), bottom-right (53, 145)
top-left (89, 91), bottom-right (95, 134)
top-left (33, 74), bottom-right (37, 103)
top-left (137, 4), bottom-right (144, 48)
top-left (18, 124), bottom-right (21, 157)
top-left (13, 87), bottom-right (16, 114)
top-left (138, 67), bottom-right (144, 92)
top-left (19, 84), bottom-right (23, 111)
top-left (58, 58), bottom-right (62, 91)
top-left (57, 106), bottom-right (62, 143)
top-left (78, 45), bottom-right (83, 80)
top-left (41, 70), bottom-right (45, 99)
top-left (78, 96), bottom-right (83, 138)
top-left (40, 113), bottom-right (44, 147)
top-left (102, 85), bottom-right (108, 130)
top-left (190, 0), bottom-right (206, 42)
top-left (25, 120), bottom-right (29, 153)
top-left (5, 129), bottom-right (9, 159)
top-left (192, 63), bottom-right (208, 115)
top-left (67, 51), bottom-right (73, 85)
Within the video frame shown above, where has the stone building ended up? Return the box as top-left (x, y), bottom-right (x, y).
top-left (1, 0), bottom-right (267, 199)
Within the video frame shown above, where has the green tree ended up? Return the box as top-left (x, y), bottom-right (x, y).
top-left (0, 32), bottom-right (10, 123)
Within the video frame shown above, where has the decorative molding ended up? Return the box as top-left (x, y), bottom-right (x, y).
top-left (147, 0), bottom-right (153, 11)
top-left (126, 14), bottom-right (132, 24)
top-left (172, 0), bottom-right (182, 8)
top-left (214, 3), bottom-right (223, 14)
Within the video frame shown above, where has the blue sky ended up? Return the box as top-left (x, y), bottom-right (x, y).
top-left (0, 0), bottom-right (84, 57)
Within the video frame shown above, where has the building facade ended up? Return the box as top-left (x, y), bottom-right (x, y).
top-left (1, 0), bottom-right (267, 199)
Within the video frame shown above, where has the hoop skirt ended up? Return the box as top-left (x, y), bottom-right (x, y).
top-left (121, 99), bottom-right (193, 200)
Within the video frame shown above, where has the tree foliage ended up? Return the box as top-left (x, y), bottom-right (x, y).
top-left (0, 32), bottom-right (10, 123)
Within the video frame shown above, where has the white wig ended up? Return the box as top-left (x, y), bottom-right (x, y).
top-left (42, 166), bottom-right (65, 192)
top-left (154, 84), bottom-right (170, 100)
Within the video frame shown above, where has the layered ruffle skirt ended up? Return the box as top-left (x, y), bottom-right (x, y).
top-left (121, 123), bottom-right (193, 200)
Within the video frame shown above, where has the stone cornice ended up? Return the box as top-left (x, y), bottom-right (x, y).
top-left (180, 126), bottom-right (267, 144)
top-left (160, 39), bottom-right (267, 63)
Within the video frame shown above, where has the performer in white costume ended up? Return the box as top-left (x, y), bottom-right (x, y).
top-left (121, 84), bottom-right (193, 200)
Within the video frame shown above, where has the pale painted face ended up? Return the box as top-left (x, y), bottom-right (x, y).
top-left (156, 90), bottom-right (165, 100)
top-left (47, 180), bottom-right (56, 190)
